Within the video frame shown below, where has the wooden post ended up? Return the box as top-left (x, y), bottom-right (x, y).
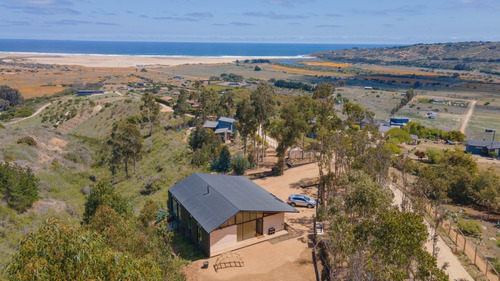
top-left (455, 231), bottom-right (459, 244)
top-left (485, 261), bottom-right (489, 276)
top-left (448, 223), bottom-right (451, 235)
top-left (474, 246), bottom-right (477, 265)
top-left (463, 237), bottom-right (467, 251)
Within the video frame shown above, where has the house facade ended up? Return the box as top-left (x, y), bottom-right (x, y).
top-left (466, 140), bottom-right (500, 158)
top-left (202, 117), bottom-right (236, 143)
top-left (168, 173), bottom-right (297, 256)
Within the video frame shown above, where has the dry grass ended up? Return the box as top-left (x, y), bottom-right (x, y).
top-left (270, 65), bottom-right (353, 77)
top-left (0, 65), bottom-right (136, 98)
top-left (361, 67), bottom-right (443, 77)
top-left (303, 62), bottom-right (351, 68)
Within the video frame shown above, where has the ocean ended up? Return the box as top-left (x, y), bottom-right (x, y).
top-left (0, 39), bottom-right (394, 57)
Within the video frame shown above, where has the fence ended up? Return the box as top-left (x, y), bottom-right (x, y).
top-left (312, 217), bottom-right (321, 281)
top-left (425, 203), bottom-right (500, 281)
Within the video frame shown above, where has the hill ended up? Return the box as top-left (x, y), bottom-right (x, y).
top-left (312, 41), bottom-right (500, 74)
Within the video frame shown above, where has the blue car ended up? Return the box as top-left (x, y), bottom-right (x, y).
top-left (287, 194), bottom-right (316, 208)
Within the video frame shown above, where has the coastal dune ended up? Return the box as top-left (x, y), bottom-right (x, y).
top-left (0, 53), bottom-right (248, 68)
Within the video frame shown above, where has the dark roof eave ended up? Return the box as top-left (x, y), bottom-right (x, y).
top-left (239, 208), bottom-right (299, 213)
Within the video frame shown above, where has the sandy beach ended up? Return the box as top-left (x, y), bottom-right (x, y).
top-left (0, 53), bottom-right (303, 68)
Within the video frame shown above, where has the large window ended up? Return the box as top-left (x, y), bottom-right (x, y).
top-left (219, 212), bottom-right (263, 229)
top-left (219, 212), bottom-right (265, 241)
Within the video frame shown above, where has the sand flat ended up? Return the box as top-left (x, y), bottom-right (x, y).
top-left (0, 53), bottom-right (292, 68)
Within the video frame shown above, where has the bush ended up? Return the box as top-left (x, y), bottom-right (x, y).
top-left (126, 115), bottom-right (141, 124)
top-left (211, 145), bottom-right (231, 173)
top-left (0, 123), bottom-right (5, 129)
top-left (387, 128), bottom-right (412, 143)
top-left (0, 162), bottom-right (39, 212)
top-left (232, 155), bottom-right (250, 175)
top-left (138, 200), bottom-right (159, 227)
top-left (16, 136), bottom-right (37, 146)
top-left (140, 176), bottom-right (161, 195)
top-left (457, 219), bottom-right (482, 236)
top-left (426, 148), bottom-right (444, 163)
top-left (6, 218), bottom-right (162, 280)
top-left (82, 180), bottom-right (130, 224)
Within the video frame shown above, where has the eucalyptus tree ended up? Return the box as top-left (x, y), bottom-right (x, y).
top-left (235, 97), bottom-right (257, 155)
top-left (250, 83), bottom-right (276, 165)
top-left (140, 92), bottom-right (161, 136)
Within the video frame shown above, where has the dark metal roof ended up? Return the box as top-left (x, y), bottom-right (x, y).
top-left (214, 128), bottom-right (230, 134)
top-left (218, 117), bottom-right (236, 123)
top-left (202, 121), bottom-right (218, 128)
top-left (467, 140), bottom-right (500, 149)
top-left (169, 173), bottom-right (298, 233)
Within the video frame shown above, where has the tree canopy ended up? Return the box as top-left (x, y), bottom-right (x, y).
top-left (0, 162), bottom-right (39, 212)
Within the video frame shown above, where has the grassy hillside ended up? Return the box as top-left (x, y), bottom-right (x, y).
top-left (0, 95), bottom-right (203, 273)
top-left (313, 42), bottom-right (500, 74)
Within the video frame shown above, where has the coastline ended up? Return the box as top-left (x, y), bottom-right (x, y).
top-left (0, 52), bottom-right (313, 68)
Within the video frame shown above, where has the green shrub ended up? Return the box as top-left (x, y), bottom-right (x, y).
top-left (494, 258), bottom-right (500, 273)
top-left (0, 123), bottom-right (5, 129)
top-left (82, 180), bottom-right (131, 224)
top-left (232, 155), bottom-right (250, 175)
top-left (0, 162), bottom-right (39, 212)
top-left (16, 136), bottom-right (37, 146)
top-left (457, 219), bottom-right (482, 237)
top-left (387, 128), bottom-right (412, 144)
top-left (6, 218), bottom-right (162, 280)
top-left (211, 146), bottom-right (231, 173)
top-left (425, 148), bottom-right (444, 163)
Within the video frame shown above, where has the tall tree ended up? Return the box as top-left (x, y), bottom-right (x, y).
top-left (173, 89), bottom-right (190, 117)
top-left (198, 88), bottom-right (220, 121)
top-left (294, 95), bottom-right (317, 159)
top-left (220, 91), bottom-right (236, 117)
top-left (0, 85), bottom-right (23, 110)
top-left (140, 92), bottom-right (161, 136)
top-left (250, 83), bottom-right (276, 165)
top-left (0, 162), bottom-right (39, 212)
top-left (269, 102), bottom-right (305, 175)
top-left (107, 120), bottom-right (143, 179)
top-left (235, 97), bottom-right (257, 155)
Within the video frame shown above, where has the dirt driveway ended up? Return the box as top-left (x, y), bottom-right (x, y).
top-left (184, 163), bottom-right (320, 281)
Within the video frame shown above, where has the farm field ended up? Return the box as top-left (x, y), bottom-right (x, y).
top-left (334, 87), bottom-right (404, 120)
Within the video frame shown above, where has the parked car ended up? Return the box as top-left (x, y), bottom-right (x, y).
top-left (287, 194), bottom-right (316, 208)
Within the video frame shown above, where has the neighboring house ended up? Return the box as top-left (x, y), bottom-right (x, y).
top-left (77, 90), bottom-right (104, 96)
top-left (202, 117), bottom-right (236, 143)
top-left (389, 117), bottom-right (410, 128)
top-left (425, 111), bottom-right (438, 119)
top-left (466, 140), bottom-right (500, 158)
top-left (429, 98), bottom-right (444, 104)
top-left (168, 173), bottom-right (297, 257)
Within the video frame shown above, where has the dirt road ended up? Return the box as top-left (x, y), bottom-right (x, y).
top-left (460, 100), bottom-right (476, 133)
top-left (390, 184), bottom-right (473, 280)
top-left (6, 102), bottom-right (51, 125)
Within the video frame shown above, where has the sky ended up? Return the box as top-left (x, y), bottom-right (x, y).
top-left (0, 0), bottom-right (499, 44)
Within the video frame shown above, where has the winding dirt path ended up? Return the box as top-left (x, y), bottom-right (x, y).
top-left (6, 102), bottom-right (51, 125)
top-left (460, 100), bottom-right (476, 133)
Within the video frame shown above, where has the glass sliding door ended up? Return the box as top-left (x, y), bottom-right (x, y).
top-left (237, 220), bottom-right (257, 241)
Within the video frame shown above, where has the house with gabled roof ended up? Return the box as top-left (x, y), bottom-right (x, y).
top-left (202, 117), bottom-right (236, 143)
top-left (168, 173), bottom-right (297, 256)
top-left (466, 140), bottom-right (500, 158)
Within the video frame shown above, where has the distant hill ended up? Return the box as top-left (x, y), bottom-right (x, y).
top-left (312, 42), bottom-right (500, 74)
